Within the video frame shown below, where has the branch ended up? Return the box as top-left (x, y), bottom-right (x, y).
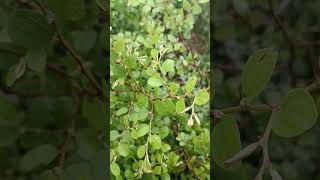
top-left (255, 111), bottom-right (274, 180)
top-left (214, 104), bottom-right (275, 118)
top-left (31, 0), bottom-right (105, 99)
top-left (267, 0), bottom-right (296, 87)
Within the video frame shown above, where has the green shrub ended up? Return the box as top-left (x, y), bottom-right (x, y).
top-left (110, 0), bottom-right (210, 179)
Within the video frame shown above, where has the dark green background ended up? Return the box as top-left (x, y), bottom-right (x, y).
top-left (0, 0), bottom-right (107, 179)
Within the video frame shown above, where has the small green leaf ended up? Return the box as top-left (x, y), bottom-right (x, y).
top-left (151, 49), bottom-right (158, 60)
top-left (195, 89), bottom-right (209, 105)
top-left (199, 0), bottom-right (209, 3)
top-left (128, 109), bottom-right (149, 121)
top-left (161, 59), bottom-right (174, 75)
top-left (154, 99), bottom-right (175, 116)
top-left (169, 82), bottom-right (179, 94)
top-left (110, 130), bottom-right (120, 141)
top-left (25, 48), bottom-right (46, 73)
top-left (114, 38), bottom-right (125, 54)
top-left (125, 55), bottom-right (138, 69)
top-left (242, 48), bottom-right (278, 99)
top-left (162, 143), bottom-right (171, 152)
top-left (149, 135), bottom-right (162, 150)
top-left (176, 98), bottom-right (185, 113)
top-left (184, 76), bottom-right (197, 94)
top-left (118, 143), bottom-right (130, 157)
top-left (159, 126), bottom-right (170, 139)
top-left (136, 124), bottom-right (149, 137)
top-left (192, 5), bottom-right (202, 15)
top-left (111, 162), bottom-right (121, 176)
top-left (213, 116), bottom-right (241, 169)
top-left (148, 74), bottom-right (164, 87)
top-left (19, 144), bottom-right (58, 172)
top-left (8, 10), bottom-right (53, 48)
top-left (6, 59), bottom-right (26, 87)
top-left (116, 107), bottom-right (128, 116)
top-left (137, 145), bottom-right (145, 159)
top-left (272, 89), bottom-right (318, 137)
top-left (154, 166), bottom-right (162, 175)
top-left (183, 0), bottom-right (191, 11)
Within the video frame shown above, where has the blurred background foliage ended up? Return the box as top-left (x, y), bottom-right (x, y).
top-left (0, 0), bottom-right (107, 179)
top-left (212, 0), bottom-right (320, 179)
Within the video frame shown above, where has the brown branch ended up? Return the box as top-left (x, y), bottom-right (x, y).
top-left (59, 94), bottom-right (80, 168)
top-left (31, 0), bottom-right (105, 99)
top-left (267, 0), bottom-right (296, 87)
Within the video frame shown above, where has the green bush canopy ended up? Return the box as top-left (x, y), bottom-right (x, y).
top-left (110, 0), bottom-right (210, 179)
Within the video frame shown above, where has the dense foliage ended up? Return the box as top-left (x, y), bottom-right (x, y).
top-left (0, 0), bottom-right (107, 179)
top-left (110, 0), bottom-right (209, 179)
top-left (213, 1), bottom-right (320, 179)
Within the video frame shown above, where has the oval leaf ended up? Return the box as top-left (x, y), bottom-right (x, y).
top-left (136, 124), bottom-right (149, 137)
top-left (213, 116), bottom-right (241, 169)
top-left (195, 89), bottom-right (209, 105)
top-left (242, 48), bottom-right (278, 98)
top-left (272, 88), bottom-right (318, 137)
top-left (137, 145), bottom-right (145, 159)
top-left (148, 74), bottom-right (163, 87)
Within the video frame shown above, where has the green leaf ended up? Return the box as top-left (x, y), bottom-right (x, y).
top-left (199, 0), bottom-right (209, 3)
top-left (110, 130), bottom-right (120, 141)
top-left (159, 126), bottom-right (170, 139)
top-left (116, 107), bottom-right (128, 116)
top-left (192, 5), bottom-right (202, 15)
top-left (25, 48), bottom-right (46, 73)
top-left (151, 49), bottom-right (158, 60)
top-left (62, 163), bottom-right (92, 180)
top-left (125, 55), bottom-right (138, 69)
top-left (148, 74), bottom-right (164, 87)
top-left (128, 109), bottom-right (149, 121)
top-left (8, 10), bottom-right (53, 48)
top-left (82, 98), bottom-right (106, 131)
top-left (154, 99), bottom-right (175, 116)
top-left (128, 0), bottom-right (140, 6)
top-left (242, 48), bottom-right (278, 99)
top-left (136, 124), bottom-right (149, 137)
top-left (162, 143), bottom-right (171, 152)
top-left (110, 162), bottom-right (121, 176)
top-left (71, 30), bottom-right (97, 53)
top-left (176, 98), bottom-right (185, 113)
top-left (272, 89), bottom-right (318, 137)
top-left (169, 82), bottom-right (179, 94)
top-left (118, 143), bottom-right (130, 157)
top-left (195, 89), bottom-right (209, 105)
top-left (154, 166), bottom-right (162, 175)
top-left (137, 145), bottom-right (145, 159)
top-left (184, 76), bottom-right (197, 94)
top-left (183, 0), bottom-right (192, 11)
top-left (46, 0), bottom-right (86, 20)
top-left (136, 93), bottom-right (149, 109)
top-left (6, 59), bottom-right (26, 87)
top-left (161, 59), bottom-right (174, 75)
top-left (149, 135), bottom-right (162, 150)
top-left (113, 38), bottom-right (125, 54)
top-left (19, 144), bottom-right (58, 172)
top-left (213, 116), bottom-right (241, 169)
